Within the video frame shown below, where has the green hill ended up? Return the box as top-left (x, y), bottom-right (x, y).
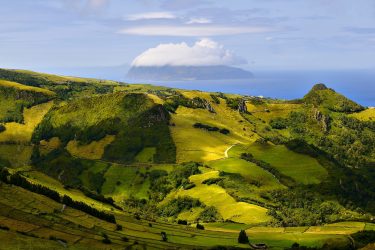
top-left (303, 83), bottom-right (364, 112)
top-left (0, 69), bottom-right (374, 249)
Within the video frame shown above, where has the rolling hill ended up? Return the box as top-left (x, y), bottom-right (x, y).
top-left (0, 69), bottom-right (374, 249)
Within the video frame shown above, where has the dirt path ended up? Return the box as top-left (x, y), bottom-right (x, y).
top-left (224, 144), bottom-right (237, 158)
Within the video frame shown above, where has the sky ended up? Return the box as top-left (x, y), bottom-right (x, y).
top-left (1, 0), bottom-right (375, 72)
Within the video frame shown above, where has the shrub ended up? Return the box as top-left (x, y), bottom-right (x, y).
top-left (0, 124), bottom-right (5, 133)
top-left (161, 232), bottom-right (167, 242)
top-left (196, 223), bottom-right (205, 230)
top-left (198, 206), bottom-right (221, 222)
top-left (238, 230), bottom-right (249, 244)
top-left (210, 94), bottom-right (220, 104)
top-left (115, 224), bottom-right (122, 231)
top-left (270, 117), bottom-right (288, 129)
top-left (158, 196), bottom-right (202, 217)
top-left (219, 128), bottom-right (230, 134)
top-left (177, 219), bottom-right (188, 225)
top-left (183, 183), bottom-right (196, 190)
top-left (102, 238), bottom-right (111, 244)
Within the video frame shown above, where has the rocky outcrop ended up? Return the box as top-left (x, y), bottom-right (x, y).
top-left (191, 97), bottom-right (215, 113)
top-left (312, 108), bottom-right (330, 132)
top-left (238, 99), bottom-right (248, 113)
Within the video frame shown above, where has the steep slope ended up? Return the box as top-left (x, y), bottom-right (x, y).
top-left (0, 79), bottom-right (54, 123)
top-left (303, 83), bottom-right (364, 112)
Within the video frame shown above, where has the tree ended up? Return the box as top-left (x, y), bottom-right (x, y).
top-left (238, 230), bottom-right (249, 244)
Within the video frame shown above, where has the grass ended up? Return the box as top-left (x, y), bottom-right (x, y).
top-left (13, 69), bottom-right (120, 86)
top-left (66, 135), bottom-right (115, 160)
top-left (135, 147), bottom-right (156, 163)
top-left (0, 179), bottom-right (367, 250)
top-left (166, 171), bottom-right (272, 225)
top-left (48, 92), bottom-right (127, 129)
top-left (39, 137), bottom-right (61, 156)
top-left (246, 103), bottom-right (303, 123)
top-left (246, 143), bottom-right (328, 184)
top-left (207, 157), bottom-right (284, 190)
top-left (170, 90), bottom-right (258, 163)
top-left (101, 164), bottom-right (150, 201)
top-left (0, 79), bottom-right (55, 95)
top-left (349, 108), bottom-right (375, 121)
top-left (0, 144), bottom-right (33, 168)
top-left (0, 101), bottom-right (53, 142)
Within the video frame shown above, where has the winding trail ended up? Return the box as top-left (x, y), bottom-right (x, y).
top-left (224, 144), bottom-right (238, 158)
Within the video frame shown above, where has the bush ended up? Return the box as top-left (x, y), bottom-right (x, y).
top-left (193, 123), bottom-right (230, 135)
top-left (102, 238), bottom-right (111, 244)
top-left (161, 232), bottom-right (167, 242)
top-left (238, 230), bottom-right (249, 244)
top-left (270, 117), bottom-right (288, 129)
top-left (0, 124), bottom-right (5, 133)
top-left (158, 196), bottom-right (202, 217)
top-left (183, 183), bottom-right (196, 190)
top-left (116, 224), bottom-right (122, 231)
top-left (210, 94), bottom-right (220, 104)
top-left (196, 223), bottom-right (205, 230)
top-left (198, 206), bottom-right (221, 222)
top-left (219, 128), bottom-right (230, 134)
top-left (177, 219), bottom-right (188, 225)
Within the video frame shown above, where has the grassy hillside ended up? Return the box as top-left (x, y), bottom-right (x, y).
top-left (0, 79), bottom-right (54, 123)
top-left (0, 68), bottom-right (119, 100)
top-left (0, 69), bottom-right (374, 249)
top-left (303, 83), bottom-right (364, 112)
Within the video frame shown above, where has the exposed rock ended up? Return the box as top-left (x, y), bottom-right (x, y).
top-left (238, 99), bottom-right (248, 113)
top-left (312, 108), bottom-right (330, 132)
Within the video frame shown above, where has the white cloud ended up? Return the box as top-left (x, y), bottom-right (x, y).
top-left (126, 12), bottom-right (176, 21)
top-left (131, 38), bottom-right (247, 67)
top-left (119, 25), bottom-right (271, 36)
top-left (186, 17), bottom-right (212, 24)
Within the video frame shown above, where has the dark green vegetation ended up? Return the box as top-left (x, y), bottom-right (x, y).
top-left (0, 69), bottom-right (374, 249)
top-left (194, 122), bottom-right (230, 134)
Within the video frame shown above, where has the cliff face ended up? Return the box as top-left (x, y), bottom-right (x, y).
top-left (126, 65), bottom-right (253, 81)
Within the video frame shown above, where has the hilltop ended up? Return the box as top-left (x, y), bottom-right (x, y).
top-left (0, 69), bottom-right (374, 249)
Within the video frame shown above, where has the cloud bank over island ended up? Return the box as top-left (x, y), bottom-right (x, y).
top-left (131, 38), bottom-right (246, 67)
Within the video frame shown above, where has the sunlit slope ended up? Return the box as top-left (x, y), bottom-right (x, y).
top-left (0, 68), bottom-right (120, 100)
top-left (349, 107), bottom-right (375, 121)
top-left (170, 91), bottom-right (258, 163)
top-left (0, 101), bottom-right (53, 143)
top-left (246, 143), bottom-right (328, 184)
top-left (0, 79), bottom-right (54, 123)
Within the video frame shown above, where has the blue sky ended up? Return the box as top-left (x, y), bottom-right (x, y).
top-left (1, 0), bottom-right (375, 71)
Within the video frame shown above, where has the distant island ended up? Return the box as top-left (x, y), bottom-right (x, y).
top-left (126, 65), bottom-right (254, 81)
